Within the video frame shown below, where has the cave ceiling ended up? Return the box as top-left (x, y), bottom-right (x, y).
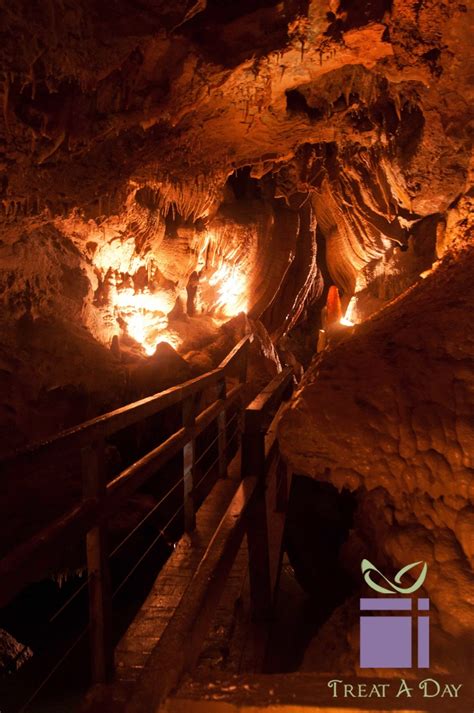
top-left (1, 0), bottom-right (471, 215)
top-left (0, 0), bottom-right (472, 367)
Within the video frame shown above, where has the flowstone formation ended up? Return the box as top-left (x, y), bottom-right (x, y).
top-left (279, 213), bottom-right (474, 672)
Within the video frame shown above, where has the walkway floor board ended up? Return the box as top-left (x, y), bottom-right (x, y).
top-left (82, 465), bottom-right (242, 713)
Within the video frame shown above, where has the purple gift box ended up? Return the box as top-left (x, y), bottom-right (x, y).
top-left (360, 597), bottom-right (430, 669)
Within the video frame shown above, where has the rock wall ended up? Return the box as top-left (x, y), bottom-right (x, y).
top-left (278, 213), bottom-right (474, 655)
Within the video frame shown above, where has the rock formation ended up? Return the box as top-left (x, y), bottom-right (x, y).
top-left (279, 212), bottom-right (473, 671)
top-left (0, 0), bottom-right (472, 679)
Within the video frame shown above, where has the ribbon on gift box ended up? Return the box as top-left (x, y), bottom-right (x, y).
top-left (361, 559), bottom-right (427, 595)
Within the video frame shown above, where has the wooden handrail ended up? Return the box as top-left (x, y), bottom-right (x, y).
top-left (0, 335), bottom-right (252, 681)
top-left (218, 333), bottom-right (251, 375)
top-left (127, 476), bottom-right (260, 713)
top-left (0, 369), bottom-right (219, 469)
top-left (0, 382), bottom-right (245, 600)
top-left (124, 363), bottom-right (295, 711)
top-left (0, 333), bottom-right (297, 697)
top-left (244, 366), bottom-right (294, 434)
top-left (0, 335), bottom-right (251, 468)
top-left (107, 384), bottom-right (244, 505)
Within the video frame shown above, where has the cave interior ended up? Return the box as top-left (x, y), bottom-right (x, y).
top-left (0, 0), bottom-right (473, 711)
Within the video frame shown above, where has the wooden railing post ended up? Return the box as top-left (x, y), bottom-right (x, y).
top-left (182, 396), bottom-right (196, 533)
top-left (241, 412), bottom-right (272, 621)
top-left (81, 441), bottom-right (114, 683)
top-left (216, 376), bottom-right (227, 479)
top-left (241, 426), bottom-right (265, 482)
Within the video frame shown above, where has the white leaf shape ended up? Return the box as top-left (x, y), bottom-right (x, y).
top-left (361, 559), bottom-right (428, 595)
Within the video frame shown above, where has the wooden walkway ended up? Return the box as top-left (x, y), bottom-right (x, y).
top-left (0, 334), bottom-right (298, 711)
top-left (0, 335), bottom-right (442, 713)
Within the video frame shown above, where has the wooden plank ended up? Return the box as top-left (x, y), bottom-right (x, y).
top-left (263, 401), bottom-right (291, 507)
top-left (125, 477), bottom-right (259, 713)
top-left (238, 335), bottom-right (250, 383)
top-left (275, 457), bottom-right (291, 513)
top-left (264, 405), bottom-right (293, 607)
top-left (0, 369), bottom-right (223, 469)
top-left (107, 427), bottom-right (190, 506)
top-left (264, 429), bottom-right (279, 479)
top-left (200, 384), bottom-right (242, 432)
top-left (82, 442), bottom-right (114, 682)
top-left (242, 394), bottom-right (291, 626)
top-left (244, 367), bottom-right (293, 434)
top-left (241, 430), bottom-right (265, 480)
top-left (246, 484), bottom-right (272, 621)
top-left (107, 386), bottom-right (243, 506)
top-left (266, 457), bottom-right (292, 603)
top-left (0, 387), bottom-right (245, 610)
top-left (241, 414), bottom-right (272, 621)
top-left (0, 498), bottom-right (97, 608)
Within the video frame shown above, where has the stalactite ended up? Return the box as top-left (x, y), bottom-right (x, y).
top-left (393, 90), bottom-right (402, 122)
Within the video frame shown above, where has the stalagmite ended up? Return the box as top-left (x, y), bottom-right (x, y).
top-left (325, 285), bottom-right (343, 327)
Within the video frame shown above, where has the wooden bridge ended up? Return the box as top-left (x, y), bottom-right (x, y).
top-left (0, 335), bottom-right (448, 713)
top-left (0, 335), bottom-right (298, 711)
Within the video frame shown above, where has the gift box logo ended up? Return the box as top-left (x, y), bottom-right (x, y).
top-left (360, 559), bottom-right (429, 669)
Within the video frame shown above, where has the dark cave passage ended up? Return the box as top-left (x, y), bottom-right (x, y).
top-left (265, 477), bottom-right (358, 673)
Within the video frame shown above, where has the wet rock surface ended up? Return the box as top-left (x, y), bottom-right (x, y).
top-left (0, 628), bottom-right (32, 674)
top-left (279, 232), bottom-right (474, 667)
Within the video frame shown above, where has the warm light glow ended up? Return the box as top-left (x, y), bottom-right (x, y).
top-left (90, 229), bottom-right (249, 356)
top-left (125, 312), bottom-right (181, 355)
top-left (111, 286), bottom-right (181, 354)
top-left (114, 288), bottom-right (173, 314)
top-left (94, 237), bottom-right (147, 275)
top-left (209, 261), bottom-right (248, 317)
top-left (127, 313), bottom-right (151, 349)
top-left (200, 239), bottom-right (248, 318)
top-left (91, 236), bottom-right (182, 355)
top-left (340, 296), bottom-right (358, 327)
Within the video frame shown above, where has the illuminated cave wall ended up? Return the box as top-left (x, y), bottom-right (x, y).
top-left (0, 1), bottom-right (471, 414)
top-left (0, 0), bottom-right (472, 446)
